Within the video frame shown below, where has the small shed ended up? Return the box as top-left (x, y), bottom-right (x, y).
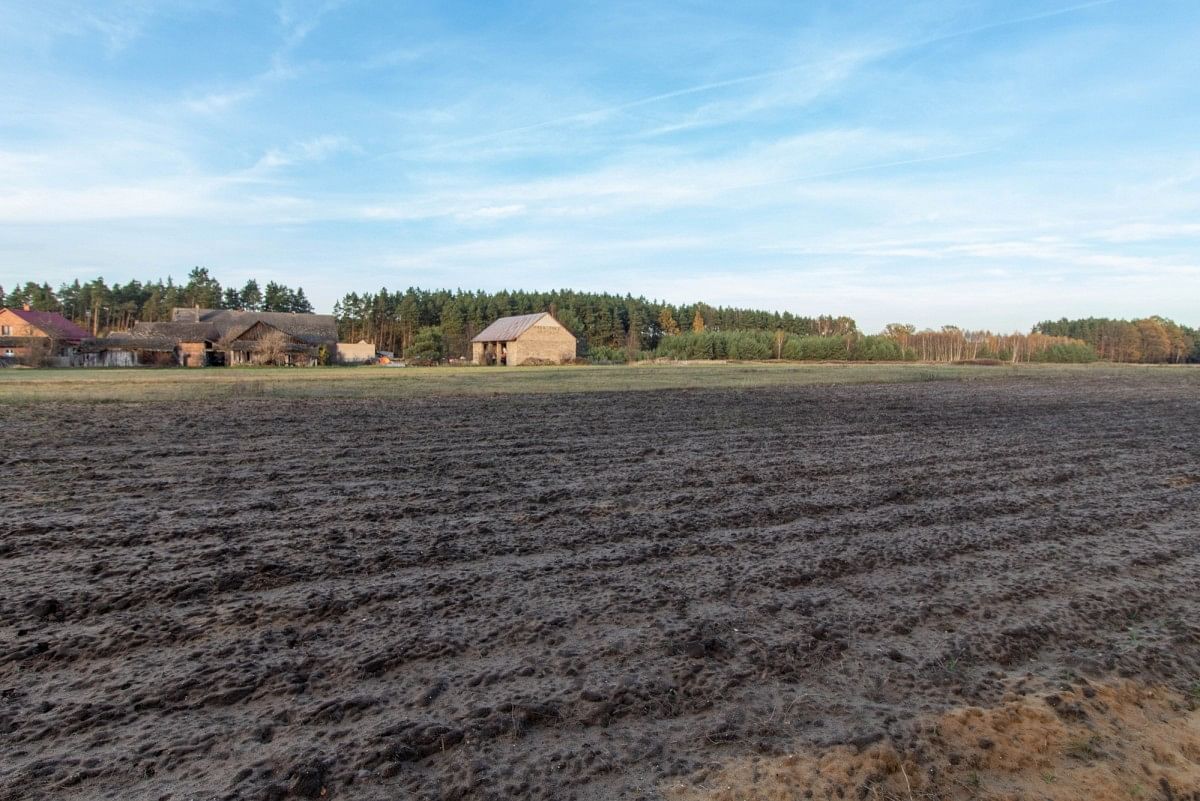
top-left (471, 313), bottom-right (576, 366)
top-left (337, 340), bottom-right (376, 364)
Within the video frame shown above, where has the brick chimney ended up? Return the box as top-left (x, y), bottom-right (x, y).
top-left (22, 303), bottom-right (30, 311)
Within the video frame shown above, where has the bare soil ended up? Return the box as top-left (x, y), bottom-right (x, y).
top-left (2, 374), bottom-right (1198, 800)
top-left (667, 678), bottom-right (1200, 800)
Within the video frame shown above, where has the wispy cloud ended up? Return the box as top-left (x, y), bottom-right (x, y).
top-left (184, 60), bottom-right (299, 114)
top-left (1, 0), bottom-right (1196, 331)
top-left (248, 135), bottom-right (358, 173)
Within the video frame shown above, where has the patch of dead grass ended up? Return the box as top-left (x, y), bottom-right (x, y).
top-left (665, 680), bottom-right (1200, 801)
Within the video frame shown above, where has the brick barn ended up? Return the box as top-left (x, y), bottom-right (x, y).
top-left (471, 313), bottom-right (576, 366)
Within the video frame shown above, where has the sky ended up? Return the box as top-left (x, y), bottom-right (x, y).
top-left (0, 0), bottom-right (1198, 331)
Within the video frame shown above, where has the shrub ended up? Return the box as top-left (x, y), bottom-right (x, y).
top-left (848, 334), bottom-right (908, 361)
top-left (782, 335), bottom-right (849, 360)
top-left (404, 326), bottom-right (445, 362)
top-left (1031, 343), bottom-right (1098, 363)
top-left (587, 345), bottom-right (626, 364)
top-left (725, 331), bottom-right (773, 360)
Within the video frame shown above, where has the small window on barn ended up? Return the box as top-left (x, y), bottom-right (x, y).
top-left (0, 325), bottom-right (10, 336)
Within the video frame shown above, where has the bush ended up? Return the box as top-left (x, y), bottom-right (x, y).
top-left (1031, 343), bottom-right (1098, 363)
top-left (848, 335), bottom-right (908, 361)
top-left (586, 345), bottom-right (626, 364)
top-left (404, 326), bottom-right (445, 362)
top-left (781, 335), bottom-right (849, 360)
top-left (725, 331), bottom-right (773, 360)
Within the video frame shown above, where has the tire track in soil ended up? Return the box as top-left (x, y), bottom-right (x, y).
top-left (2, 374), bottom-right (1198, 800)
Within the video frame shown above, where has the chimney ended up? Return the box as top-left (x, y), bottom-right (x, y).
top-left (194, 304), bottom-right (200, 323)
top-left (22, 303), bottom-right (30, 311)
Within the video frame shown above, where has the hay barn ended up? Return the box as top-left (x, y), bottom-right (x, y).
top-left (471, 313), bottom-right (576, 366)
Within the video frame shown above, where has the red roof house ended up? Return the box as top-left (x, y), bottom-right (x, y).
top-left (0, 305), bottom-right (91, 362)
top-left (0, 306), bottom-right (90, 343)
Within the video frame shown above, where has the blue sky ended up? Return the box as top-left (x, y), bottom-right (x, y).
top-left (1, 0), bottom-right (1197, 330)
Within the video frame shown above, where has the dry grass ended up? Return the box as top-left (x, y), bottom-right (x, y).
top-left (1, 361), bottom-right (1194, 404)
top-left (664, 679), bottom-right (1200, 801)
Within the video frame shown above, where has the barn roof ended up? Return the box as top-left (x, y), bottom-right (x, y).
top-left (472, 313), bottom-right (552, 343)
top-left (2, 308), bottom-right (90, 342)
top-left (79, 335), bottom-right (176, 352)
top-left (130, 322), bottom-right (219, 342)
top-left (171, 308), bottom-right (337, 345)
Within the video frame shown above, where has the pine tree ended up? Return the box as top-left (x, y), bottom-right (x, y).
top-left (263, 281), bottom-right (289, 312)
top-left (292, 287), bottom-right (314, 314)
top-left (182, 267), bottom-right (221, 309)
top-left (240, 279), bottom-right (263, 311)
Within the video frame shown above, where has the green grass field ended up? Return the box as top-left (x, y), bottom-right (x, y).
top-left (1, 361), bottom-right (1195, 403)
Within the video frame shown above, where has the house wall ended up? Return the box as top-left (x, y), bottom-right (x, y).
top-left (336, 342), bottom-right (376, 364)
top-left (506, 318), bottom-right (576, 365)
top-left (0, 339), bottom-right (50, 365)
top-left (0, 310), bottom-right (46, 340)
top-left (179, 341), bottom-right (208, 368)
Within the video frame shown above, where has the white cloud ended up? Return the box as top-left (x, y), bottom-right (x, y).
top-left (250, 135), bottom-right (357, 172)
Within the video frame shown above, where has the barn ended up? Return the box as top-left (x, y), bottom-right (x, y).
top-left (471, 313), bottom-right (576, 366)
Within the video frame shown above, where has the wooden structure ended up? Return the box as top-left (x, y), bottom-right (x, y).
top-left (0, 305), bottom-right (89, 364)
top-left (471, 313), bottom-right (576, 366)
top-left (73, 309), bottom-right (339, 367)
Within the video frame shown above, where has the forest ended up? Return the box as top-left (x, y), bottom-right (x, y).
top-left (1034, 317), bottom-right (1197, 364)
top-left (3, 269), bottom-right (1197, 364)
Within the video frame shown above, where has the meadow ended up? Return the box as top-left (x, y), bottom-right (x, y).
top-left (0, 360), bottom-right (1194, 403)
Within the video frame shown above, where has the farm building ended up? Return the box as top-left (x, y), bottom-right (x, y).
top-left (336, 340), bottom-right (376, 364)
top-left (472, 313), bottom-right (576, 366)
top-left (180, 308), bottom-right (338, 366)
top-left (77, 308), bottom-right (339, 367)
top-left (0, 305), bottom-right (90, 364)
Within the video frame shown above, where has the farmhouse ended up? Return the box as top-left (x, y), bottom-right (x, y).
top-left (472, 312), bottom-right (576, 366)
top-left (0, 304), bottom-right (90, 364)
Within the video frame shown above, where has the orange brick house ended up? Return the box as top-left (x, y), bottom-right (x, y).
top-left (0, 304), bottom-right (90, 363)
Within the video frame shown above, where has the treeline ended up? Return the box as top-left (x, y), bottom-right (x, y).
top-left (334, 287), bottom-right (856, 357)
top-left (4, 269), bottom-right (1196, 364)
top-left (1034, 317), bottom-right (1198, 363)
top-left (879, 326), bottom-right (1100, 363)
top-left (0, 268), bottom-right (313, 336)
top-left (599, 329), bottom-right (1096, 364)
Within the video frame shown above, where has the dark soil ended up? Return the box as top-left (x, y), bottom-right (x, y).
top-left (2, 375), bottom-right (1198, 801)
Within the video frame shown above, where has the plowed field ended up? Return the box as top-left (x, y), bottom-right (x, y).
top-left (3, 372), bottom-right (1198, 800)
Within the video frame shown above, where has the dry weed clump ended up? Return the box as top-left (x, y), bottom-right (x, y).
top-left (665, 679), bottom-right (1200, 801)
